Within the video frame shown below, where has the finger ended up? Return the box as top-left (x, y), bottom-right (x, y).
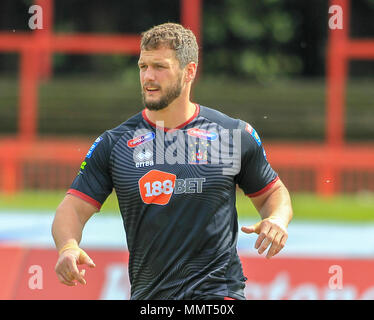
top-left (78, 250), bottom-right (96, 268)
top-left (241, 221), bottom-right (261, 235)
top-left (241, 226), bottom-right (255, 234)
top-left (69, 264), bottom-right (86, 285)
top-left (64, 256), bottom-right (87, 285)
top-left (57, 273), bottom-right (76, 287)
top-left (254, 222), bottom-right (271, 249)
top-left (273, 233), bottom-right (288, 256)
top-left (63, 270), bottom-right (75, 281)
top-left (258, 227), bottom-right (277, 255)
top-left (266, 232), bottom-right (283, 259)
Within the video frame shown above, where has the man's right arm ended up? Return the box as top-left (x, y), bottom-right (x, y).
top-left (52, 194), bottom-right (98, 286)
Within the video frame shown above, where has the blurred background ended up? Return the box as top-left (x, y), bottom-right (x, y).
top-left (0, 0), bottom-right (373, 300)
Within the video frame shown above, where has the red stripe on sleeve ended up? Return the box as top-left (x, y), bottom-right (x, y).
top-left (67, 189), bottom-right (102, 210)
top-left (245, 176), bottom-right (279, 198)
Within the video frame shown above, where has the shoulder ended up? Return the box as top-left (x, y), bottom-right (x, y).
top-left (198, 105), bottom-right (241, 130)
top-left (198, 105), bottom-right (261, 146)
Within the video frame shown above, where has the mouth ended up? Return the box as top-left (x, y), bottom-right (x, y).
top-left (144, 86), bottom-right (160, 93)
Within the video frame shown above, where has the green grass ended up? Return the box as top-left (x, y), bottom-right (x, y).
top-left (1, 190), bottom-right (374, 223)
top-left (0, 191), bottom-right (120, 213)
top-left (236, 191), bottom-right (374, 222)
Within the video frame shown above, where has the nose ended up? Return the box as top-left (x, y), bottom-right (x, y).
top-left (143, 67), bottom-right (156, 82)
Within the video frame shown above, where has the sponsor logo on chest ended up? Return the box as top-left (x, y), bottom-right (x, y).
top-left (127, 132), bottom-right (155, 148)
top-left (134, 149), bottom-right (154, 168)
top-left (138, 169), bottom-right (206, 205)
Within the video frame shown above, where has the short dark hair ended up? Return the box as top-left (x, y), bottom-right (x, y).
top-left (141, 22), bottom-right (199, 68)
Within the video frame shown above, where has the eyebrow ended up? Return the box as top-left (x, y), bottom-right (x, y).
top-left (138, 60), bottom-right (169, 67)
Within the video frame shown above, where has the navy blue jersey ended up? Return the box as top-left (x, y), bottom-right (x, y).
top-left (68, 104), bottom-right (278, 300)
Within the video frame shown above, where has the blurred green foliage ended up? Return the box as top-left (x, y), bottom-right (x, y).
top-left (1, 0), bottom-right (374, 79)
top-left (203, 0), bottom-right (304, 80)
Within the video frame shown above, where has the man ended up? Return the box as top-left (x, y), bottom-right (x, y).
top-left (52, 23), bottom-right (293, 300)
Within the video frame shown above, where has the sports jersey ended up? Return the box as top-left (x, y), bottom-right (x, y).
top-left (68, 104), bottom-right (278, 300)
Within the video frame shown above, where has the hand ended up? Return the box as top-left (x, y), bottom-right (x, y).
top-left (55, 246), bottom-right (96, 286)
top-left (241, 216), bottom-right (288, 259)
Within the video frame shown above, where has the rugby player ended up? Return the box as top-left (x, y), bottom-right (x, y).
top-left (52, 23), bottom-right (293, 300)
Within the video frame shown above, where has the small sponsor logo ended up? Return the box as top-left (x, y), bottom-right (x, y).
top-left (86, 136), bottom-right (103, 159)
top-left (136, 149), bottom-right (153, 161)
top-left (135, 149), bottom-right (154, 168)
top-left (77, 161), bottom-right (87, 176)
top-left (245, 123), bottom-right (261, 146)
top-left (136, 161), bottom-right (154, 168)
top-left (187, 128), bottom-right (217, 141)
top-left (245, 123), bottom-right (253, 135)
top-left (127, 132), bottom-right (155, 148)
top-left (189, 148), bottom-right (208, 164)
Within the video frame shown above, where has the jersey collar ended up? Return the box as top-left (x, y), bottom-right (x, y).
top-left (142, 103), bottom-right (200, 132)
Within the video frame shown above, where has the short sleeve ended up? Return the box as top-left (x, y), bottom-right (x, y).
top-left (67, 131), bottom-right (114, 210)
top-left (235, 120), bottom-right (278, 197)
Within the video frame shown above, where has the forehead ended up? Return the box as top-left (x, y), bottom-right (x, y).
top-left (138, 47), bottom-right (178, 64)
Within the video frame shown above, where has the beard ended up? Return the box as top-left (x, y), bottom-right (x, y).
top-left (141, 74), bottom-right (183, 111)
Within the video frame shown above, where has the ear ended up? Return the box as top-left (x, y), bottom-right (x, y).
top-left (184, 62), bottom-right (197, 83)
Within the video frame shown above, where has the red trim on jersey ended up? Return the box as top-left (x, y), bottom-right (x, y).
top-left (245, 176), bottom-right (280, 198)
top-left (224, 297), bottom-right (236, 300)
top-left (67, 189), bottom-right (102, 210)
top-left (142, 103), bottom-right (200, 132)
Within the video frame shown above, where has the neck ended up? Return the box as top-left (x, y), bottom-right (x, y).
top-left (144, 95), bottom-right (197, 129)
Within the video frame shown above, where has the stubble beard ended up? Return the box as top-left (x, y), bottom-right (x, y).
top-left (141, 74), bottom-right (183, 111)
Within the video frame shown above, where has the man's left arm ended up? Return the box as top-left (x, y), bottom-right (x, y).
top-left (241, 178), bottom-right (293, 259)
